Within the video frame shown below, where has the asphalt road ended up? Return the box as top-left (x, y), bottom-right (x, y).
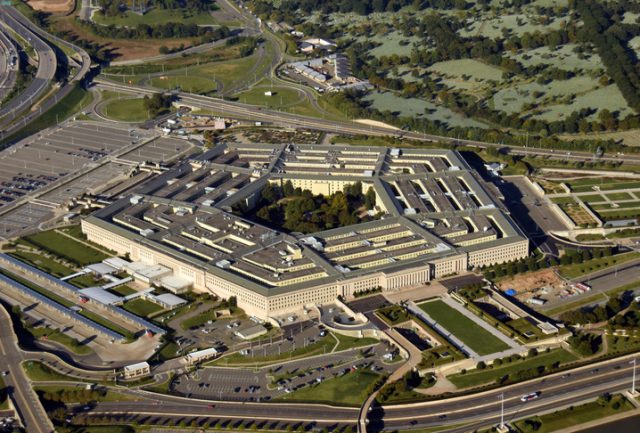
top-left (0, 6), bottom-right (91, 142)
top-left (0, 28), bottom-right (17, 102)
top-left (94, 79), bottom-right (640, 169)
top-left (0, 8), bottom-right (56, 128)
top-left (66, 351), bottom-right (640, 433)
top-left (0, 304), bottom-right (55, 433)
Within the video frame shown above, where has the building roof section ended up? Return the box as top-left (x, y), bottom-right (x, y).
top-left (87, 143), bottom-right (527, 296)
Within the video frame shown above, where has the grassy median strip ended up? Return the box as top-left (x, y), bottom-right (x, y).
top-left (418, 300), bottom-right (509, 356)
top-left (447, 349), bottom-right (577, 389)
top-left (513, 394), bottom-right (634, 433)
top-left (558, 251), bottom-right (640, 279)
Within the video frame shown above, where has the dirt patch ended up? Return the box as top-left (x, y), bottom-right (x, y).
top-left (497, 268), bottom-right (567, 303)
top-left (27, 0), bottom-right (74, 14)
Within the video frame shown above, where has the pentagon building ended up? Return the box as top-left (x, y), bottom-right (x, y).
top-left (82, 143), bottom-right (528, 319)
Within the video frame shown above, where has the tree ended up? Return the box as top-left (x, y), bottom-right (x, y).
top-left (364, 187), bottom-right (376, 210)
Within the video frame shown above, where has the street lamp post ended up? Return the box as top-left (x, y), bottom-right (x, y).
top-left (631, 359), bottom-right (637, 395)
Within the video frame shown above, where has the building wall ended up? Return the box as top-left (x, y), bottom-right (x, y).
top-left (467, 239), bottom-right (529, 268)
top-left (82, 219), bottom-right (528, 320)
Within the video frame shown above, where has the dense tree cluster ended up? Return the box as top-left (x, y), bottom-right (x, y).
top-left (568, 332), bottom-right (602, 356)
top-left (561, 293), bottom-right (630, 325)
top-left (80, 20), bottom-right (231, 41)
top-left (99, 0), bottom-right (213, 16)
top-left (574, 0), bottom-right (640, 111)
top-left (143, 93), bottom-right (174, 116)
top-left (246, 181), bottom-right (379, 233)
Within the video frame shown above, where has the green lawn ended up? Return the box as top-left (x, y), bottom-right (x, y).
top-left (605, 192), bottom-right (634, 201)
top-left (27, 325), bottom-right (93, 355)
top-left (447, 349), bottom-right (577, 389)
top-left (558, 251), bottom-right (640, 279)
top-left (20, 229), bottom-right (109, 267)
top-left (513, 394), bottom-right (633, 433)
top-left (233, 80), bottom-right (305, 107)
top-left (123, 298), bottom-right (164, 317)
top-left (93, 8), bottom-right (219, 27)
top-left (0, 85), bottom-right (93, 147)
top-left (9, 251), bottom-right (75, 277)
top-left (23, 361), bottom-right (79, 382)
top-left (276, 369), bottom-right (381, 406)
top-left (101, 97), bottom-right (153, 122)
top-left (418, 300), bottom-right (510, 356)
top-left (333, 334), bottom-right (379, 352)
top-left (108, 285), bottom-right (137, 297)
top-left (69, 274), bottom-right (101, 288)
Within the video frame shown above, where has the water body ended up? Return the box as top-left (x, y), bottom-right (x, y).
top-left (578, 415), bottom-right (640, 433)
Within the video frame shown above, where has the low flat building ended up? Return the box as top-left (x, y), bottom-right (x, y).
top-left (184, 347), bottom-right (218, 365)
top-left (122, 361), bottom-right (150, 379)
top-left (235, 324), bottom-right (268, 340)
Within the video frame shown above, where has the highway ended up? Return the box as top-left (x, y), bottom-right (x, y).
top-left (0, 304), bottom-right (55, 433)
top-left (0, 5), bottom-right (91, 142)
top-left (0, 8), bottom-right (56, 126)
top-left (93, 78), bottom-right (640, 167)
top-left (0, 28), bottom-right (17, 102)
top-left (63, 352), bottom-right (639, 433)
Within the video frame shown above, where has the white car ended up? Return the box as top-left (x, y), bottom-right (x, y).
top-left (520, 392), bottom-right (540, 402)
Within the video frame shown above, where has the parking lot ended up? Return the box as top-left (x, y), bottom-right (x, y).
top-left (0, 122), bottom-right (154, 208)
top-left (119, 137), bottom-right (192, 164)
top-left (172, 341), bottom-right (398, 402)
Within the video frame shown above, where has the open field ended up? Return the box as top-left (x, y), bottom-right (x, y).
top-left (513, 394), bottom-right (633, 433)
top-left (100, 95), bottom-right (153, 123)
top-left (276, 369), bottom-right (381, 406)
top-left (447, 349), bottom-right (576, 389)
top-left (418, 300), bottom-right (510, 356)
top-left (558, 251), bottom-right (640, 279)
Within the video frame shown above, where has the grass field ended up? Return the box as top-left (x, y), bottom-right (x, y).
top-left (109, 285), bottom-right (137, 297)
top-left (558, 251), bottom-right (640, 279)
top-left (418, 300), bottom-right (510, 356)
top-left (276, 369), bottom-right (381, 406)
top-left (9, 251), bottom-right (74, 277)
top-left (123, 298), bottom-right (164, 317)
top-left (149, 44), bottom-right (267, 94)
top-left (23, 361), bottom-right (81, 382)
top-left (100, 96), bottom-right (153, 122)
top-left (513, 394), bottom-right (633, 433)
top-left (20, 229), bottom-right (109, 267)
top-left (0, 85), bottom-right (93, 147)
top-left (93, 8), bottom-right (218, 27)
top-left (27, 325), bottom-right (93, 355)
top-left (447, 349), bottom-right (576, 389)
